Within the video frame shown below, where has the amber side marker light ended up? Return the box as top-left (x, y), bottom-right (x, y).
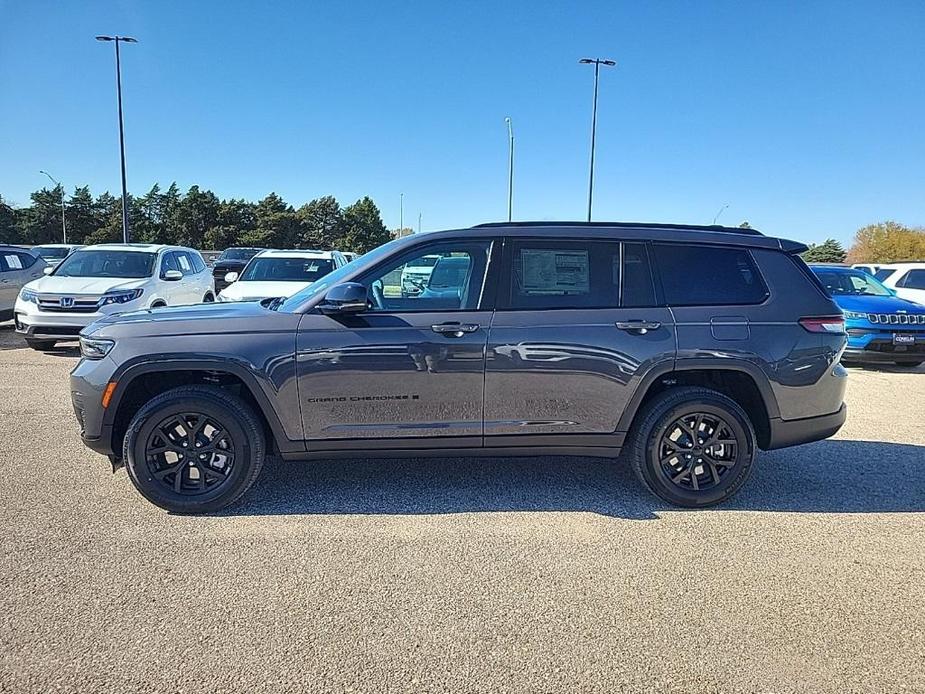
top-left (102, 382), bottom-right (118, 409)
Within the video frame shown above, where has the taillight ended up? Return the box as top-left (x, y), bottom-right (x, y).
top-left (799, 315), bottom-right (846, 333)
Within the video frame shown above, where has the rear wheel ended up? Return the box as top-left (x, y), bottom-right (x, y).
top-left (203, 292), bottom-right (215, 303)
top-left (123, 385), bottom-right (265, 513)
top-left (625, 387), bottom-right (756, 507)
top-left (25, 338), bottom-right (56, 351)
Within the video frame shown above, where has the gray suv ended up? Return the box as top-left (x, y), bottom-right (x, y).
top-left (1, 246), bottom-right (47, 322)
top-left (70, 222), bottom-right (848, 513)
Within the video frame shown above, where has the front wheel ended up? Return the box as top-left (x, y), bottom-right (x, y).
top-left (625, 387), bottom-right (756, 507)
top-left (123, 385), bottom-right (265, 513)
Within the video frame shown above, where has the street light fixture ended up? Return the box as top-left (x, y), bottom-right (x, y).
top-left (39, 170), bottom-right (67, 243)
top-left (96, 35), bottom-right (138, 243)
top-left (579, 57), bottom-right (616, 222)
top-left (505, 117), bottom-right (514, 222)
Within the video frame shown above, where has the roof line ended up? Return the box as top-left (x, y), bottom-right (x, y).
top-left (472, 220), bottom-right (763, 236)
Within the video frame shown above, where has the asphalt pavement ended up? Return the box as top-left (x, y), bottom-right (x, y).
top-left (0, 323), bottom-right (922, 693)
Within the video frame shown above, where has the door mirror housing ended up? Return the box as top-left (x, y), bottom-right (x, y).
top-left (43, 266), bottom-right (54, 275)
top-left (163, 269), bottom-right (183, 281)
top-left (224, 271), bottom-right (239, 283)
top-left (319, 282), bottom-right (368, 315)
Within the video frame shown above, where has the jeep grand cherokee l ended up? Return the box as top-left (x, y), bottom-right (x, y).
top-left (70, 222), bottom-right (848, 513)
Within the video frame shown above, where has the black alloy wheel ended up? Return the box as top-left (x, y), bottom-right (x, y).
top-left (144, 412), bottom-right (235, 496)
top-left (656, 411), bottom-right (738, 492)
top-left (123, 385), bottom-right (265, 513)
top-left (625, 386), bottom-right (756, 507)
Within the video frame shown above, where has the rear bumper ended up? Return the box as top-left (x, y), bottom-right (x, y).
top-left (765, 404), bottom-right (847, 450)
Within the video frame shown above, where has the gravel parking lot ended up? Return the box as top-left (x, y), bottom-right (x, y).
top-left (0, 322), bottom-right (922, 694)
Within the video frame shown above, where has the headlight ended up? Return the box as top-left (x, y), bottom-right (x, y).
top-left (19, 288), bottom-right (38, 303)
top-left (79, 336), bottom-right (115, 359)
top-left (842, 310), bottom-right (868, 321)
top-left (99, 288), bottom-right (144, 306)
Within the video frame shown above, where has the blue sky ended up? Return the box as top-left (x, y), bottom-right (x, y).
top-left (2, 1), bottom-right (923, 245)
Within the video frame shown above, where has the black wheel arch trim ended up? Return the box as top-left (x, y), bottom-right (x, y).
top-left (103, 355), bottom-right (302, 455)
top-left (615, 357), bottom-right (782, 434)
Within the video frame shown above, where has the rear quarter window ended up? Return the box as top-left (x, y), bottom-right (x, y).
top-left (653, 244), bottom-right (769, 306)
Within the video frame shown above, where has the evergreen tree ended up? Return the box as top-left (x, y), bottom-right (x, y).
top-left (341, 197), bottom-right (389, 254)
top-left (801, 238), bottom-right (847, 263)
top-left (297, 196), bottom-right (344, 249)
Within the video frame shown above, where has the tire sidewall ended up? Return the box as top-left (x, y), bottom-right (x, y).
top-left (640, 395), bottom-right (755, 507)
top-left (124, 395), bottom-right (255, 513)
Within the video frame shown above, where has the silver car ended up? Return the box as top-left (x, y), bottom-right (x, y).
top-left (0, 246), bottom-right (47, 322)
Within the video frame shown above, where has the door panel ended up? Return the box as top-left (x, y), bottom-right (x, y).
top-left (296, 311), bottom-right (490, 445)
top-left (485, 308), bottom-right (675, 437)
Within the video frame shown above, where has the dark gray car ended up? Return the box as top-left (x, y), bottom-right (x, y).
top-left (70, 222), bottom-right (848, 513)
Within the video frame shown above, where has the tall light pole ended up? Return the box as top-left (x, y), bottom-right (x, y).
top-left (399, 193), bottom-right (404, 236)
top-left (579, 57), bottom-right (615, 222)
top-left (505, 117), bottom-right (514, 222)
top-left (418, 212), bottom-right (422, 234)
top-left (39, 170), bottom-right (67, 243)
top-left (96, 35), bottom-right (137, 243)
top-left (712, 203), bottom-right (730, 225)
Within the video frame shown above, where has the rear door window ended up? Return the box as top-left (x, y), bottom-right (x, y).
top-left (3, 253), bottom-right (23, 270)
top-left (653, 244), bottom-right (769, 306)
top-left (899, 269), bottom-right (925, 289)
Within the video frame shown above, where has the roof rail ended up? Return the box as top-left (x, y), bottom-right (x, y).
top-left (472, 220), bottom-right (764, 236)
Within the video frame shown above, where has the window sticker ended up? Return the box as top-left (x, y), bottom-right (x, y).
top-left (521, 249), bottom-right (590, 294)
top-left (4, 254), bottom-right (23, 269)
top-left (178, 255), bottom-right (191, 271)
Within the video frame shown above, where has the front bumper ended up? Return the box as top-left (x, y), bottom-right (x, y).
top-left (14, 299), bottom-right (142, 340)
top-left (70, 354), bottom-right (120, 457)
top-left (843, 329), bottom-right (925, 364)
top-left (766, 404), bottom-right (847, 450)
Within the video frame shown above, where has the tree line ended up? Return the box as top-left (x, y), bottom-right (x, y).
top-left (0, 184), bottom-right (393, 254)
top-left (800, 222), bottom-right (925, 264)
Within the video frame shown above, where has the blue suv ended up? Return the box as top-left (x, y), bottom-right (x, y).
top-left (811, 265), bottom-right (925, 367)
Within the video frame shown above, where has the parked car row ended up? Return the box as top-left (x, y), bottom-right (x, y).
top-left (4, 242), bottom-right (357, 350)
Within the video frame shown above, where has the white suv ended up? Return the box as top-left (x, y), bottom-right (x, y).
top-left (14, 243), bottom-right (214, 350)
top-left (218, 249), bottom-right (347, 302)
top-left (874, 263), bottom-right (925, 305)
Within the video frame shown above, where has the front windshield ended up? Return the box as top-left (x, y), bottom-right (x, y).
top-left (812, 268), bottom-right (893, 297)
top-left (221, 248), bottom-right (261, 261)
top-left (278, 237), bottom-right (406, 312)
top-left (54, 250), bottom-right (156, 278)
top-left (240, 257), bottom-right (335, 282)
top-left (36, 247), bottom-right (69, 260)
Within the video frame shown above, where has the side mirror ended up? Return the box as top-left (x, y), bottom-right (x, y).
top-left (319, 282), bottom-right (368, 315)
top-left (43, 266), bottom-right (54, 275)
top-left (224, 271), bottom-right (239, 283)
top-left (163, 269), bottom-right (183, 281)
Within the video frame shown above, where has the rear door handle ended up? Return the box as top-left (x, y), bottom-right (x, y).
top-left (431, 322), bottom-right (479, 337)
top-left (616, 320), bottom-right (661, 334)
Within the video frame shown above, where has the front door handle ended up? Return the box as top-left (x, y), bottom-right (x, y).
top-left (616, 320), bottom-right (661, 334)
top-left (431, 322), bottom-right (479, 337)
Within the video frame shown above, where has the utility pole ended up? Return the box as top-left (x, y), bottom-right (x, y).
top-left (400, 193), bottom-right (404, 237)
top-left (418, 212), bottom-right (422, 234)
top-left (505, 117), bottom-right (514, 222)
top-left (96, 35), bottom-right (138, 243)
top-left (39, 170), bottom-right (67, 243)
top-left (579, 57), bottom-right (616, 222)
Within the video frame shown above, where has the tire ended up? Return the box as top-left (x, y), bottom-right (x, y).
top-left (203, 292), bottom-right (215, 303)
top-left (25, 339), bottom-right (56, 351)
top-left (893, 361), bottom-right (923, 368)
top-left (150, 301), bottom-right (167, 309)
top-left (624, 386), bottom-right (757, 508)
top-left (122, 385), bottom-right (265, 513)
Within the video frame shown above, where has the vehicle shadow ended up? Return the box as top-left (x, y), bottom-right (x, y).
top-left (0, 323), bottom-right (79, 355)
top-left (221, 439), bottom-right (925, 519)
